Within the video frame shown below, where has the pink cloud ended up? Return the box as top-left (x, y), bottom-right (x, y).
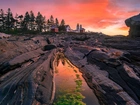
top-left (1, 0), bottom-right (140, 35)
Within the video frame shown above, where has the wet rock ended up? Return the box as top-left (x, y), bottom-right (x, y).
top-left (0, 34), bottom-right (140, 105)
top-left (64, 46), bottom-right (140, 105)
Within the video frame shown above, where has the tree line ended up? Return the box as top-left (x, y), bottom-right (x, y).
top-left (0, 8), bottom-right (66, 34)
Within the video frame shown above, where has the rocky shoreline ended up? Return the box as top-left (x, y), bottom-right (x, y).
top-left (0, 33), bottom-right (140, 105)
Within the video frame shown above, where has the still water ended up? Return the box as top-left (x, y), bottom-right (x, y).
top-left (53, 57), bottom-right (100, 105)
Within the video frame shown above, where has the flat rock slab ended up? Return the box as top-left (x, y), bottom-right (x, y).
top-left (0, 34), bottom-right (140, 105)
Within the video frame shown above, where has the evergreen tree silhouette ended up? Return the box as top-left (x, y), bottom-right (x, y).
top-left (5, 8), bottom-right (15, 31)
top-left (60, 19), bottom-right (65, 26)
top-left (59, 19), bottom-right (66, 31)
top-left (0, 9), bottom-right (5, 31)
top-left (30, 11), bottom-right (35, 31)
top-left (36, 12), bottom-right (45, 32)
top-left (23, 12), bottom-right (30, 31)
top-left (14, 13), bottom-right (19, 30)
top-left (18, 15), bottom-right (23, 31)
top-left (55, 18), bottom-right (59, 27)
top-left (50, 15), bottom-right (54, 25)
top-left (0, 8), bottom-right (68, 34)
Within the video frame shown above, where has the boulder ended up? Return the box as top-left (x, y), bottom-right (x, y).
top-left (125, 13), bottom-right (140, 37)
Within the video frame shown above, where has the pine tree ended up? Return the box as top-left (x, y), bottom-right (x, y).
top-left (18, 15), bottom-right (23, 30)
top-left (5, 8), bottom-right (15, 31)
top-left (43, 16), bottom-right (47, 32)
top-left (23, 12), bottom-right (30, 30)
top-left (14, 13), bottom-right (19, 30)
top-left (30, 11), bottom-right (35, 31)
top-left (0, 9), bottom-right (5, 31)
top-left (47, 19), bottom-right (51, 25)
top-left (42, 16), bottom-right (46, 32)
top-left (59, 19), bottom-right (66, 31)
top-left (55, 18), bottom-right (59, 27)
top-left (60, 19), bottom-right (65, 26)
top-left (47, 19), bottom-right (51, 31)
top-left (0, 8), bottom-right (69, 34)
top-left (50, 15), bottom-right (54, 25)
top-left (36, 12), bottom-right (45, 32)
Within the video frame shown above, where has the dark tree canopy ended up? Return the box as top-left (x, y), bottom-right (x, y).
top-left (30, 11), bottom-right (35, 30)
top-left (0, 8), bottom-right (68, 34)
top-left (55, 18), bottom-right (59, 26)
top-left (0, 9), bottom-right (5, 31)
top-left (22, 12), bottom-right (30, 30)
top-left (60, 19), bottom-right (65, 26)
top-left (50, 15), bottom-right (54, 25)
top-left (5, 8), bottom-right (15, 31)
top-left (59, 19), bottom-right (66, 31)
top-left (36, 12), bottom-right (45, 32)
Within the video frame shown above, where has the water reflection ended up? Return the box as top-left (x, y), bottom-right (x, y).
top-left (53, 56), bottom-right (100, 105)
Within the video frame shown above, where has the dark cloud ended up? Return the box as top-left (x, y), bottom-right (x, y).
top-left (108, 0), bottom-right (140, 9)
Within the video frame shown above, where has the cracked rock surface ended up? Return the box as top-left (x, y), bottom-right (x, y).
top-left (0, 33), bottom-right (140, 105)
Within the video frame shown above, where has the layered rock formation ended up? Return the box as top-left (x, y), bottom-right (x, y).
top-left (53, 34), bottom-right (140, 105)
top-left (125, 13), bottom-right (140, 37)
top-left (0, 33), bottom-right (140, 105)
top-left (0, 35), bottom-right (56, 105)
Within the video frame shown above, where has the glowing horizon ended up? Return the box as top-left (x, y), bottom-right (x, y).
top-left (0, 0), bottom-right (140, 35)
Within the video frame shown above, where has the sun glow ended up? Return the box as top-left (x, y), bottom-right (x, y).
top-left (0, 0), bottom-right (139, 35)
top-left (85, 26), bottom-right (129, 36)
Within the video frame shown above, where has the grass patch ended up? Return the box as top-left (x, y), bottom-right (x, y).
top-left (53, 79), bottom-right (84, 105)
top-left (75, 79), bottom-right (82, 92)
top-left (75, 80), bottom-right (82, 87)
top-left (76, 74), bottom-right (80, 79)
top-left (53, 91), bottom-right (85, 105)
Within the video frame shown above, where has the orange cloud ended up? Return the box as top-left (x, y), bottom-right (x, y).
top-left (1, 0), bottom-right (140, 35)
top-left (41, 0), bottom-right (140, 35)
top-left (118, 26), bottom-right (129, 31)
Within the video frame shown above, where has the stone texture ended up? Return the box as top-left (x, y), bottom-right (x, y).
top-left (0, 36), bottom-right (56, 105)
top-left (0, 33), bottom-right (140, 105)
top-left (125, 13), bottom-right (140, 37)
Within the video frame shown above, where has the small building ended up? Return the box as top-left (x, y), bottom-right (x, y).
top-left (80, 28), bottom-right (85, 33)
top-left (51, 26), bottom-right (59, 32)
top-left (51, 28), bottom-right (59, 32)
top-left (74, 23), bottom-right (86, 33)
top-left (65, 25), bottom-right (72, 32)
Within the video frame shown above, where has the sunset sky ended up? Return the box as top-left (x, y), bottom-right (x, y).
top-left (0, 0), bottom-right (140, 35)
